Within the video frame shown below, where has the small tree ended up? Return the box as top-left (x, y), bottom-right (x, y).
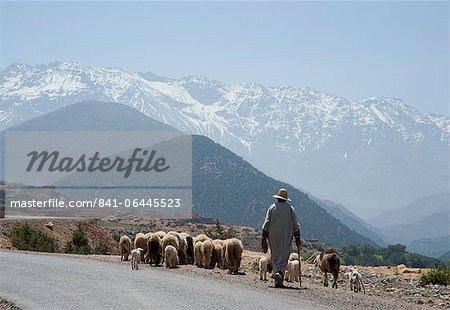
top-left (65, 225), bottom-right (92, 255)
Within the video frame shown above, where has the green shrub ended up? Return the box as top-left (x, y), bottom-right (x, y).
top-left (420, 268), bottom-right (450, 286)
top-left (113, 231), bottom-right (121, 243)
top-left (341, 244), bottom-right (445, 268)
top-left (206, 220), bottom-right (238, 240)
top-left (10, 222), bottom-right (58, 253)
top-left (93, 242), bottom-right (110, 255)
top-left (64, 225), bottom-right (92, 255)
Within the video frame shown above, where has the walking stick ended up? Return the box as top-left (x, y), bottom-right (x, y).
top-left (297, 243), bottom-right (302, 287)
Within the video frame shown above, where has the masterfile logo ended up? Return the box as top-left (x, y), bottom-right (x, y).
top-left (26, 148), bottom-right (170, 178)
top-left (4, 131), bottom-right (192, 219)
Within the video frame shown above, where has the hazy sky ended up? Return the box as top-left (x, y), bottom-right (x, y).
top-left (0, 1), bottom-right (448, 115)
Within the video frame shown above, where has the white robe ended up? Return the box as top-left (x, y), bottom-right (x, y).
top-left (262, 201), bottom-right (299, 275)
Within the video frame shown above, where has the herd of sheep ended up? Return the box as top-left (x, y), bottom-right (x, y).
top-left (118, 231), bottom-right (244, 274)
top-left (119, 231), bottom-right (365, 293)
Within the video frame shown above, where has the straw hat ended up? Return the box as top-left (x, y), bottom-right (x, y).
top-left (273, 188), bottom-right (291, 201)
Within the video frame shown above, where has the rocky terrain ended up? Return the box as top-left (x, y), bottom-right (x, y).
top-left (0, 219), bottom-right (119, 255)
top-left (0, 297), bottom-right (19, 310)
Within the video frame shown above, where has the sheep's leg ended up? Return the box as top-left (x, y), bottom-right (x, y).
top-left (332, 273), bottom-right (338, 289)
top-left (323, 272), bottom-right (328, 287)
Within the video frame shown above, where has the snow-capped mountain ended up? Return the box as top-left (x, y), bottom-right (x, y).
top-left (0, 62), bottom-right (448, 218)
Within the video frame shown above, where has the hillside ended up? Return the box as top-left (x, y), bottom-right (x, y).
top-left (439, 251), bottom-right (450, 261)
top-left (311, 197), bottom-right (386, 246)
top-left (1, 101), bottom-right (375, 247)
top-left (406, 236), bottom-right (450, 259)
top-left (368, 190), bottom-right (449, 229)
top-left (368, 191), bottom-right (450, 252)
top-left (1, 62), bottom-right (448, 218)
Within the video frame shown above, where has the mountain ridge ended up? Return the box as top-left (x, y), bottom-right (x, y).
top-left (1, 61), bottom-right (448, 218)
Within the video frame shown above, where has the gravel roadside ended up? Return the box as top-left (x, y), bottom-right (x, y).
top-left (1, 249), bottom-right (441, 310)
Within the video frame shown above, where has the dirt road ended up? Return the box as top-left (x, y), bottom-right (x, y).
top-left (0, 251), bottom-right (332, 310)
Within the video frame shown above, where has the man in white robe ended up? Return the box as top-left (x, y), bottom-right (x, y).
top-left (261, 188), bottom-right (301, 288)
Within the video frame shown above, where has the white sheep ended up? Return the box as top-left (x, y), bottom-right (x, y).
top-left (164, 245), bottom-right (179, 268)
top-left (131, 248), bottom-right (143, 270)
top-left (161, 233), bottom-right (180, 263)
top-left (285, 260), bottom-right (300, 282)
top-left (289, 252), bottom-right (299, 261)
top-left (258, 256), bottom-right (268, 281)
top-left (347, 268), bottom-right (366, 294)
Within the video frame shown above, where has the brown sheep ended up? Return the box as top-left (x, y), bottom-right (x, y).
top-left (225, 238), bottom-right (243, 274)
top-left (194, 234), bottom-right (210, 244)
top-left (210, 242), bottom-right (223, 269)
top-left (221, 239), bottom-right (231, 269)
top-left (212, 239), bottom-right (224, 247)
top-left (119, 235), bottom-right (132, 261)
top-left (194, 240), bottom-right (203, 267)
top-left (155, 231), bottom-right (166, 239)
top-left (201, 239), bottom-right (214, 269)
top-left (164, 245), bottom-right (179, 268)
top-left (181, 233), bottom-right (194, 265)
top-left (318, 249), bottom-right (341, 289)
top-left (134, 233), bottom-right (148, 262)
top-left (168, 231), bottom-right (187, 264)
top-left (145, 233), bottom-right (162, 266)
